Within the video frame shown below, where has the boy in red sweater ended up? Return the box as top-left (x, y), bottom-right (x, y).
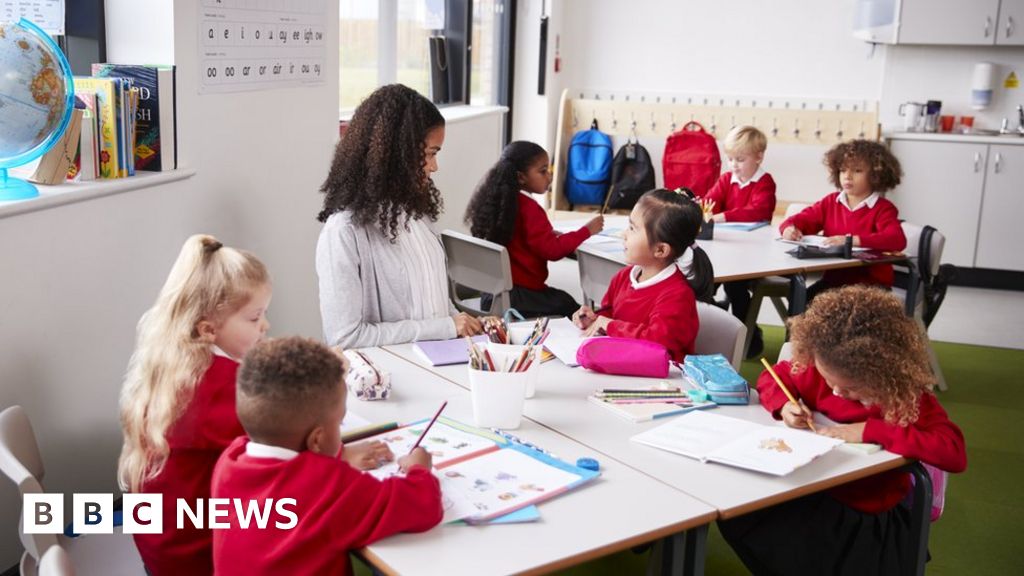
top-left (212, 337), bottom-right (442, 576)
top-left (779, 139), bottom-right (906, 302)
top-left (719, 286), bottom-right (966, 576)
top-left (704, 125), bottom-right (777, 358)
top-left (573, 189), bottom-right (714, 362)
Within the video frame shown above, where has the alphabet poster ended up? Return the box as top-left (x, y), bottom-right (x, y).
top-left (1, 0), bottom-right (64, 34)
top-left (198, 0), bottom-right (327, 94)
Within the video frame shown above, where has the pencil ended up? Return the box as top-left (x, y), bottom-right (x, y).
top-left (409, 401), bottom-right (448, 454)
top-left (760, 358), bottom-right (817, 433)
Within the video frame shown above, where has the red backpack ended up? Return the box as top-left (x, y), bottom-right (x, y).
top-left (662, 122), bottom-right (721, 197)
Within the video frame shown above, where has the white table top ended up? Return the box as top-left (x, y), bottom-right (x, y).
top-left (382, 345), bottom-right (906, 520)
top-left (351, 348), bottom-right (717, 576)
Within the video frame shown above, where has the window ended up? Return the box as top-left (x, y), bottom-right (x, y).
top-left (339, 1), bottom-right (380, 110)
top-left (469, 0), bottom-right (497, 106)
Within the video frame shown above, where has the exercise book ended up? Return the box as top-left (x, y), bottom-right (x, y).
top-left (413, 335), bottom-right (489, 366)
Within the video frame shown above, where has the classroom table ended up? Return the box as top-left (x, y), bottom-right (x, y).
top-left (348, 348), bottom-right (718, 576)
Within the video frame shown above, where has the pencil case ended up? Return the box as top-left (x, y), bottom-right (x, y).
top-left (682, 354), bottom-right (749, 405)
top-left (343, 350), bottom-right (391, 401)
top-left (577, 338), bottom-right (670, 378)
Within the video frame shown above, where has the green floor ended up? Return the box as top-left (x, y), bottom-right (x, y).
top-left (357, 327), bottom-right (1022, 575)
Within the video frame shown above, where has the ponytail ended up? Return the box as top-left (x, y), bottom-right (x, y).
top-left (687, 246), bottom-right (715, 304)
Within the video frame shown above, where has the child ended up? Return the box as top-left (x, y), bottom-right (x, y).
top-left (212, 337), bottom-right (442, 575)
top-left (117, 234), bottom-right (271, 576)
top-left (703, 125), bottom-right (777, 358)
top-left (779, 139), bottom-right (906, 301)
top-left (572, 188), bottom-right (714, 362)
top-left (719, 285), bottom-right (966, 576)
top-left (465, 140), bottom-right (603, 318)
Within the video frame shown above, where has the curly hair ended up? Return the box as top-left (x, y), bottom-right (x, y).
top-left (317, 84), bottom-right (445, 241)
top-left (464, 141), bottom-right (548, 245)
top-left (636, 189), bottom-right (715, 303)
top-left (787, 285), bottom-right (935, 426)
top-left (823, 139), bottom-right (902, 193)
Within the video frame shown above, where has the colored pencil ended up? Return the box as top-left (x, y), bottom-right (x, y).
top-left (760, 358), bottom-right (816, 433)
top-left (409, 401), bottom-right (448, 454)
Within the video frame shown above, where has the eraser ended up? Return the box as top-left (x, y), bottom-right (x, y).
top-left (576, 457), bottom-right (600, 472)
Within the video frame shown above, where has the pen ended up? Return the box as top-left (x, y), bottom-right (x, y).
top-left (409, 401), bottom-right (447, 454)
top-left (760, 358), bottom-right (816, 433)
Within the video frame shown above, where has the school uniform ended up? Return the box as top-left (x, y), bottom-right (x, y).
top-left (212, 437), bottom-right (443, 576)
top-left (597, 264), bottom-right (699, 363)
top-left (779, 191), bottom-right (907, 299)
top-left (704, 168), bottom-right (777, 223)
top-left (497, 192), bottom-right (590, 318)
top-left (719, 361), bottom-right (967, 576)
top-left (134, 350), bottom-right (244, 576)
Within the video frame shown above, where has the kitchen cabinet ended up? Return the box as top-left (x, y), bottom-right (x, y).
top-left (997, 0), bottom-right (1024, 45)
top-left (854, 0), bottom-right (1024, 45)
top-left (976, 144), bottom-right (1024, 269)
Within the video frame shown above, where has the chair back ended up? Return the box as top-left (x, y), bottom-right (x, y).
top-left (895, 222), bottom-right (948, 322)
top-left (577, 246), bottom-right (623, 308)
top-left (0, 406), bottom-right (45, 490)
top-left (694, 303), bottom-right (747, 370)
top-left (440, 230), bottom-right (514, 315)
top-left (783, 202), bottom-right (808, 219)
top-left (37, 543), bottom-right (76, 576)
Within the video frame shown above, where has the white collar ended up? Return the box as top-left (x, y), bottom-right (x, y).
top-left (245, 440), bottom-right (299, 461)
top-left (212, 345), bottom-right (234, 360)
top-left (730, 166), bottom-right (766, 188)
top-left (630, 263), bottom-right (678, 289)
top-left (837, 191), bottom-right (879, 211)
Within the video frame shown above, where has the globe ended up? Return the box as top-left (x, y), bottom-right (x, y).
top-left (0, 18), bottom-right (75, 201)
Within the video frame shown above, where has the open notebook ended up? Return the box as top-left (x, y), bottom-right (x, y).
top-left (352, 417), bottom-right (599, 524)
top-left (777, 235), bottom-right (869, 252)
top-left (538, 317), bottom-right (595, 367)
top-left (630, 410), bottom-right (843, 476)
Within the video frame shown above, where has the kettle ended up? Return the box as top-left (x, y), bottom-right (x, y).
top-left (898, 102), bottom-right (926, 132)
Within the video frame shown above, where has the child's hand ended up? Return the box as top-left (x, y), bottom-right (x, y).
top-left (818, 422), bottom-right (866, 443)
top-left (583, 315), bottom-right (611, 337)
top-left (711, 213), bottom-right (726, 223)
top-left (342, 441), bottom-right (394, 470)
top-left (782, 226), bottom-right (803, 241)
top-left (586, 214), bottom-right (605, 235)
top-left (572, 306), bottom-right (597, 329)
top-left (399, 447), bottom-right (433, 472)
top-left (780, 400), bottom-right (815, 430)
top-left (453, 313), bottom-right (483, 337)
top-left (822, 235), bottom-right (847, 247)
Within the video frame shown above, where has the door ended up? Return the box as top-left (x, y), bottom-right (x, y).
top-left (997, 0), bottom-right (1024, 45)
top-left (899, 0), bottom-right (1000, 45)
top-left (888, 139), bottom-right (988, 267)
top-left (976, 144), bottom-right (1024, 270)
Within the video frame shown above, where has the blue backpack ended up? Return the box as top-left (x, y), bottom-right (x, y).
top-left (565, 120), bottom-right (613, 206)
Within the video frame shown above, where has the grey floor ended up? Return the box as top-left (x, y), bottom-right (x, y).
top-left (547, 259), bottom-right (1024, 351)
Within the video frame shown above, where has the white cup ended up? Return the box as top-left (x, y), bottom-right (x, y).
top-left (898, 102), bottom-right (925, 132)
top-left (507, 322), bottom-right (535, 346)
top-left (469, 368), bottom-right (527, 429)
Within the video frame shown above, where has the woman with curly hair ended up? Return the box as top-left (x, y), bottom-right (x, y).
top-left (720, 285), bottom-right (966, 576)
top-left (316, 84), bottom-right (482, 348)
top-left (464, 140), bottom-right (603, 318)
top-left (780, 139), bottom-right (906, 301)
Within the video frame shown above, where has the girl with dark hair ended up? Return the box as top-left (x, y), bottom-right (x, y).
top-left (316, 84), bottom-right (482, 348)
top-left (572, 188), bottom-right (714, 362)
top-left (464, 141), bottom-right (603, 318)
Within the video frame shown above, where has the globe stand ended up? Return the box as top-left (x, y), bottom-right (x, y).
top-left (0, 168), bottom-right (39, 201)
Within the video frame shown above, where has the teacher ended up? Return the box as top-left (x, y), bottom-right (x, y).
top-left (316, 84), bottom-right (482, 348)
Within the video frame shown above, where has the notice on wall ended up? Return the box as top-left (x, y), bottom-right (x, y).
top-left (1, 0), bottom-right (65, 35)
top-left (198, 0), bottom-right (327, 94)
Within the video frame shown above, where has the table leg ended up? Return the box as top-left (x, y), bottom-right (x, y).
top-left (683, 524), bottom-right (708, 576)
top-left (649, 525), bottom-right (707, 576)
top-left (787, 273), bottom-right (808, 316)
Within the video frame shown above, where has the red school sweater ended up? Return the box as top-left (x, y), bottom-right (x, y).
top-left (597, 265), bottom-right (699, 363)
top-left (509, 193), bottom-right (591, 291)
top-left (778, 192), bottom-right (907, 287)
top-left (704, 171), bottom-right (777, 223)
top-left (134, 355), bottom-right (245, 576)
top-left (757, 361), bottom-right (967, 514)
top-left (211, 437), bottom-right (443, 576)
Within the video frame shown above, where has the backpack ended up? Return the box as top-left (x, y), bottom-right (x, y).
top-left (565, 120), bottom-right (613, 206)
top-left (604, 140), bottom-right (656, 211)
top-left (663, 121), bottom-right (721, 197)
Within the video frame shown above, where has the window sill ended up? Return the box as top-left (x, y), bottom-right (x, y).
top-left (0, 169), bottom-right (197, 220)
top-left (338, 104), bottom-right (508, 124)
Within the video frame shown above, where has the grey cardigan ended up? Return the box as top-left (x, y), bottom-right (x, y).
top-left (316, 211), bottom-right (457, 348)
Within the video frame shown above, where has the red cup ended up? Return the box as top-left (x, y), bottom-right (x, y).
top-left (939, 115), bottom-right (955, 132)
top-left (960, 116), bottom-right (975, 133)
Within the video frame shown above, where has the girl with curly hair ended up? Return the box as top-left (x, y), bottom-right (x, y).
top-left (779, 139), bottom-right (907, 301)
top-left (464, 140), bottom-right (603, 318)
top-left (720, 285), bottom-right (966, 576)
top-left (316, 84), bottom-right (482, 348)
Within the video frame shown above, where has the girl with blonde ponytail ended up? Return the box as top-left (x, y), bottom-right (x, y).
top-left (118, 234), bottom-right (271, 576)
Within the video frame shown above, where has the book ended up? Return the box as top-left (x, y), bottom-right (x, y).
top-left (413, 335), bottom-right (489, 366)
top-left (92, 64), bottom-right (177, 172)
top-left (587, 394), bottom-right (716, 423)
top-left (540, 317), bottom-right (592, 367)
top-left (630, 410), bottom-right (843, 476)
top-left (715, 221), bottom-right (769, 231)
top-left (73, 77), bottom-right (121, 179)
top-left (29, 109), bottom-right (83, 185)
top-left (74, 93), bottom-right (99, 181)
top-left (354, 417), bottom-right (599, 524)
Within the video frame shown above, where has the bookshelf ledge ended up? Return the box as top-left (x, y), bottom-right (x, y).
top-left (0, 169), bottom-right (197, 220)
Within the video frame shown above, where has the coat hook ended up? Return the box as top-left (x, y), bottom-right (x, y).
top-left (573, 110), bottom-right (579, 128)
top-left (859, 121), bottom-right (866, 138)
top-left (771, 118), bottom-right (779, 137)
top-left (710, 115), bottom-right (717, 134)
top-left (836, 120), bottom-right (844, 140)
top-left (670, 113), bottom-right (677, 132)
top-left (650, 112), bottom-right (657, 132)
top-left (814, 119), bottom-right (822, 139)
top-left (611, 110), bottom-right (618, 129)
top-left (792, 119), bottom-right (800, 138)
top-left (730, 114), bottom-right (736, 131)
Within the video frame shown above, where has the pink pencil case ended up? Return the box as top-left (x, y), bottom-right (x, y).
top-left (576, 338), bottom-right (670, 378)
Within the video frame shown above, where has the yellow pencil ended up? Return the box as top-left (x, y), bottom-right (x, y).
top-left (760, 357), bottom-right (816, 433)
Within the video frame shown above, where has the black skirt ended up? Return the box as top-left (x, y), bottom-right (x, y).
top-left (482, 286), bottom-right (580, 319)
top-left (717, 492), bottom-right (915, 576)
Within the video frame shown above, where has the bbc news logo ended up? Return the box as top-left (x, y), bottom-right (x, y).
top-left (24, 494), bottom-right (298, 534)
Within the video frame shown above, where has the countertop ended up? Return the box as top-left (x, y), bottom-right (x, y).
top-left (884, 131), bottom-right (1024, 146)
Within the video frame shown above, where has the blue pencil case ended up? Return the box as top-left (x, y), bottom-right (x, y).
top-left (682, 354), bottom-right (750, 405)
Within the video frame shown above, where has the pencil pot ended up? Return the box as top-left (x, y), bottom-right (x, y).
top-left (696, 219), bottom-right (714, 240)
top-left (484, 342), bottom-right (540, 398)
top-left (469, 368), bottom-right (527, 429)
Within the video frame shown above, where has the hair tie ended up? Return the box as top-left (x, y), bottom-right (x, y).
top-left (202, 238), bottom-right (223, 254)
